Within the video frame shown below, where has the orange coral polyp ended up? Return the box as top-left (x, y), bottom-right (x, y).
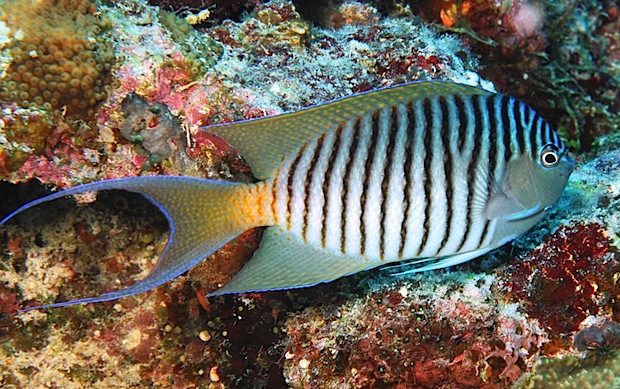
top-left (0, 0), bottom-right (114, 117)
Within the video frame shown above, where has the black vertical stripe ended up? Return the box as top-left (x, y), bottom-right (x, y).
top-left (320, 123), bottom-right (346, 248)
top-left (500, 95), bottom-right (512, 162)
top-left (379, 106), bottom-right (398, 259)
top-left (514, 100), bottom-right (526, 156)
top-left (478, 220), bottom-right (491, 249)
top-left (486, 96), bottom-right (498, 183)
top-left (455, 94), bottom-right (468, 153)
top-left (481, 96), bottom-right (499, 249)
top-left (340, 118), bottom-right (363, 254)
top-left (399, 102), bottom-right (415, 258)
top-left (417, 98), bottom-right (433, 256)
top-left (527, 107), bottom-right (538, 159)
top-left (437, 96), bottom-right (452, 254)
top-left (301, 134), bottom-right (326, 242)
top-left (359, 112), bottom-right (380, 256)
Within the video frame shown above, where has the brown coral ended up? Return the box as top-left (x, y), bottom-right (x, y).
top-left (0, 0), bottom-right (115, 119)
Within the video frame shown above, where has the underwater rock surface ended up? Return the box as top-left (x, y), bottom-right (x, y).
top-left (0, 0), bottom-right (618, 388)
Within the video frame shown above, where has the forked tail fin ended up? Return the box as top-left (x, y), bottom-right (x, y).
top-left (0, 176), bottom-right (267, 313)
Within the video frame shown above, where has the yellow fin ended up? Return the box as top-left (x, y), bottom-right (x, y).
top-left (210, 226), bottom-right (373, 295)
top-left (205, 81), bottom-right (492, 180)
top-left (1, 176), bottom-right (272, 312)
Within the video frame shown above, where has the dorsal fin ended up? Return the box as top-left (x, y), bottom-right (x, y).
top-left (205, 81), bottom-right (493, 180)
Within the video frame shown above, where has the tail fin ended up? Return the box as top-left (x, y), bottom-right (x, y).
top-left (1, 176), bottom-right (267, 313)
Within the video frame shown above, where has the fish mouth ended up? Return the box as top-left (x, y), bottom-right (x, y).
top-left (560, 155), bottom-right (576, 177)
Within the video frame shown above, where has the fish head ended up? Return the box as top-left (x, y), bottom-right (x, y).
top-left (486, 123), bottom-right (573, 246)
top-left (505, 140), bottom-right (574, 219)
top-left (486, 131), bottom-right (573, 248)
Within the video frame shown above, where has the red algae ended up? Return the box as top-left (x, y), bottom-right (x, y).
top-left (283, 274), bottom-right (547, 388)
top-left (499, 223), bottom-right (618, 350)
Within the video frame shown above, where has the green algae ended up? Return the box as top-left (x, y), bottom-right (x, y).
top-left (158, 10), bottom-right (223, 76)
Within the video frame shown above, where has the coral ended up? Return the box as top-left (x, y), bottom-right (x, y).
top-left (0, 193), bottom-right (290, 387)
top-left (146, 0), bottom-right (256, 25)
top-left (0, 104), bottom-right (54, 172)
top-left (0, 0), bottom-right (115, 176)
top-left (0, 0), bottom-right (230, 184)
top-left (521, 351), bottom-right (620, 388)
top-left (118, 93), bottom-right (187, 171)
top-left (534, 0), bottom-right (620, 148)
top-left (283, 273), bottom-right (547, 388)
top-left (157, 9), bottom-right (223, 77)
top-left (499, 223), bottom-right (618, 352)
top-left (295, 0), bottom-right (381, 28)
top-left (3, 0), bottom-right (620, 387)
top-left (408, 0), bottom-right (546, 51)
top-left (210, 0), bottom-right (487, 114)
top-left (505, 223), bottom-right (618, 333)
top-left (0, 0), bottom-right (115, 119)
top-left (573, 320), bottom-right (620, 356)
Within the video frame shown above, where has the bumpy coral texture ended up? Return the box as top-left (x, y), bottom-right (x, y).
top-left (0, 0), bottom-right (114, 119)
top-left (157, 10), bottom-right (223, 78)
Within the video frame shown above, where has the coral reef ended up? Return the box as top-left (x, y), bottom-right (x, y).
top-left (283, 274), bottom-right (547, 388)
top-left (0, 0), bottom-right (116, 174)
top-left (157, 9), bottom-right (223, 77)
top-left (0, 104), bottom-right (54, 171)
top-left (0, 0), bottom-right (619, 387)
top-left (209, 0), bottom-right (487, 113)
top-left (522, 351), bottom-right (620, 388)
top-left (118, 93), bottom-right (187, 171)
top-left (297, 0), bottom-right (620, 149)
top-left (573, 320), bottom-right (620, 355)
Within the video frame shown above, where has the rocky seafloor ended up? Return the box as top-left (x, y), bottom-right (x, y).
top-left (0, 0), bottom-right (619, 387)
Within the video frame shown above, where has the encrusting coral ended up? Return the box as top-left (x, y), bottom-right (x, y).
top-left (0, 0), bottom-right (114, 118)
top-left (0, 0), bottom-right (115, 174)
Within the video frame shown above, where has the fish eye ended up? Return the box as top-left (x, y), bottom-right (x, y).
top-left (540, 144), bottom-right (560, 168)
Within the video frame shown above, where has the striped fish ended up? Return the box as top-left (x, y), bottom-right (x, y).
top-left (0, 81), bottom-right (573, 311)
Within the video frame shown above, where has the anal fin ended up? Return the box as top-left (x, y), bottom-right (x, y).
top-left (210, 226), bottom-right (372, 295)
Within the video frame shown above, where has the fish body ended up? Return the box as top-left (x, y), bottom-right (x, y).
top-left (0, 81), bottom-right (574, 311)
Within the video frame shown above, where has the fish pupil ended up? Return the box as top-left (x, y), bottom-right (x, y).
top-left (541, 145), bottom-right (560, 167)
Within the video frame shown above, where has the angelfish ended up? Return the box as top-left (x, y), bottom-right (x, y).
top-left (0, 81), bottom-right (574, 311)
